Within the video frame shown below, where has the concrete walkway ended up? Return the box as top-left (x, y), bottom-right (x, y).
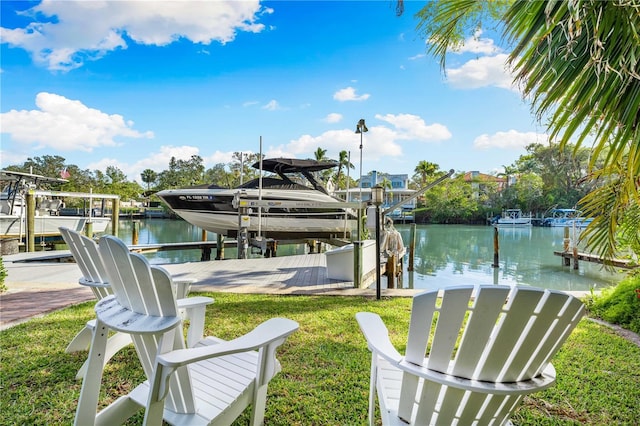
top-left (0, 251), bottom-right (418, 330)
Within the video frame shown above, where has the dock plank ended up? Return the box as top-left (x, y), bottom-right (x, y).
top-left (553, 250), bottom-right (636, 269)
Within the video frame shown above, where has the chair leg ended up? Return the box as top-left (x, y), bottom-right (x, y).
top-left (74, 319), bottom-right (109, 426)
top-left (66, 322), bottom-right (95, 353)
top-left (75, 332), bottom-right (133, 380)
top-left (368, 354), bottom-right (377, 426)
top-left (249, 383), bottom-right (269, 426)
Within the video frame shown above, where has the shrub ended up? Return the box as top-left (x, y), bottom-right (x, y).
top-left (589, 273), bottom-right (640, 334)
top-left (0, 257), bottom-right (7, 293)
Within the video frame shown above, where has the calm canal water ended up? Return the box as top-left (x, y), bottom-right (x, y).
top-left (111, 219), bottom-right (625, 292)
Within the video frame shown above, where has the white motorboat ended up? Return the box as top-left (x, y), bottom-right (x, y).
top-left (542, 208), bottom-right (593, 228)
top-left (157, 158), bottom-right (357, 240)
top-left (0, 170), bottom-right (112, 240)
top-left (493, 209), bottom-right (532, 226)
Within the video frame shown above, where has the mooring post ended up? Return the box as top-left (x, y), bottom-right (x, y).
top-left (111, 198), bottom-right (119, 237)
top-left (492, 226), bottom-right (499, 268)
top-left (387, 254), bottom-right (396, 289)
top-left (132, 221), bottom-right (139, 245)
top-left (216, 233), bottom-right (224, 260)
top-left (85, 222), bottom-right (93, 240)
top-left (408, 223), bottom-right (416, 271)
top-left (26, 190), bottom-right (35, 252)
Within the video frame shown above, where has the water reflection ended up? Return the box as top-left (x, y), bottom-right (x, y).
top-left (113, 219), bottom-right (625, 292)
top-left (394, 224), bottom-right (624, 292)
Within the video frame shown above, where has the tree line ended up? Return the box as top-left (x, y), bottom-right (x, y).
top-left (3, 141), bottom-right (597, 218)
top-left (4, 138), bottom-right (636, 260)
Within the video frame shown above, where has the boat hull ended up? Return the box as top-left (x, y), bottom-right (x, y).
top-left (157, 188), bottom-right (356, 240)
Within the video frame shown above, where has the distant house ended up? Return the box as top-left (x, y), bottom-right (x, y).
top-left (333, 170), bottom-right (416, 221)
top-left (463, 171), bottom-right (507, 198)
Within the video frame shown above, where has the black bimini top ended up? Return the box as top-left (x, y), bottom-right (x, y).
top-left (252, 158), bottom-right (338, 174)
top-left (250, 158), bottom-right (338, 194)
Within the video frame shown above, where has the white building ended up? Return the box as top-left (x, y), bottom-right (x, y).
top-left (333, 170), bottom-right (416, 222)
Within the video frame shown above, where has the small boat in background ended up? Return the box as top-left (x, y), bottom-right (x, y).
top-left (493, 209), bottom-right (532, 226)
top-left (542, 208), bottom-right (593, 228)
top-left (0, 170), bottom-right (112, 241)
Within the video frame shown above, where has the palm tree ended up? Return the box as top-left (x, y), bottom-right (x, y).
top-left (410, 0), bottom-right (640, 263)
top-left (413, 160), bottom-right (440, 188)
top-left (334, 150), bottom-right (354, 190)
top-left (313, 147), bottom-right (328, 161)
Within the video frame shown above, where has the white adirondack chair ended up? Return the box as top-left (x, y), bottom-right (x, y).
top-left (74, 235), bottom-right (299, 426)
top-left (356, 285), bottom-right (586, 425)
top-left (60, 227), bottom-right (212, 380)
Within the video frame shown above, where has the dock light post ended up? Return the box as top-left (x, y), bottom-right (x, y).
top-left (372, 185), bottom-right (384, 300)
top-left (355, 119), bottom-right (368, 240)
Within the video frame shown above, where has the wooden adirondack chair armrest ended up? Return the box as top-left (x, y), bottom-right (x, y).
top-left (153, 318), bottom-right (298, 400)
top-left (175, 296), bottom-right (213, 310)
top-left (356, 312), bottom-right (402, 364)
top-left (158, 317), bottom-right (299, 369)
top-left (173, 278), bottom-right (195, 299)
top-left (79, 278), bottom-right (110, 289)
top-left (396, 360), bottom-right (557, 395)
top-left (175, 296), bottom-right (214, 347)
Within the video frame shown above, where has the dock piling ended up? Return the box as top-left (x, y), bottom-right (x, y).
top-left (216, 234), bottom-right (225, 260)
top-left (408, 223), bottom-right (416, 271)
top-left (492, 226), bottom-right (499, 268)
top-left (132, 221), bottom-right (139, 245)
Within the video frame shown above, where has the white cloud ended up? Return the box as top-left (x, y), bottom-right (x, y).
top-left (324, 113), bottom-right (342, 123)
top-left (93, 145), bottom-right (203, 183)
top-left (0, 92), bottom-right (153, 152)
top-left (0, 0), bottom-right (269, 71)
top-left (375, 113), bottom-right (452, 141)
top-left (262, 100), bottom-right (281, 111)
top-left (284, 128), bottom-right (402, 161)
top-left (333, 87), bottom-right (370, 102)
top-left (473, 130), bottom-right (548, 150)
top-left (446, 53), bottom-right (515, 90)
top-left (447, 54), bottom-right (515, 90)
top-left (452, 31), bottom-right (501, 55)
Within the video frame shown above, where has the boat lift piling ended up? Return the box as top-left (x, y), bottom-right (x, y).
top-left (492, 226), bottom-right (500, 268)
top-left (408, 223), bottom-right (416, 271)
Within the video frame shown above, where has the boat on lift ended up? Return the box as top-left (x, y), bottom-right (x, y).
top-left (493, 209), bottom-right (533, 226)
top-left (542, 208), bottom-right (593, 228)
top-left (156, 158), bottom-right (357, 240)
top-left (0, 170), bottom-right (112, 241)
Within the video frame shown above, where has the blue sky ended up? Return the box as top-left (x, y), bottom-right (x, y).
top-left (1, 0), bottom-right (548, 183)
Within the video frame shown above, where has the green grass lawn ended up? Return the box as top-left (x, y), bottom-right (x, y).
top-left (1, 292), bottom-right (639, 425)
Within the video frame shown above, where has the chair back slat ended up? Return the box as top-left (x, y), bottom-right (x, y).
top-left (523, 294), bottom-right (585, 379)
top-left (452, 286), bottom-right (510, 378)
top-left (60, 227), bottom-right (110, 290)
top-left (476, 287), bottom-right (545, 381)
top-left (427, 287), bottom-right (474, 372)
top-left (404, 291), bottom-right (438, 365)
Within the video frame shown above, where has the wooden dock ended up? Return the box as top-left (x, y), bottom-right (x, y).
top-left (553, 250), bottom-right (636, 269)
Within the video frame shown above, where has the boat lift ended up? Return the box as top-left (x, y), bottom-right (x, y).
top-left (231, 170), bottom-right (455, 289)
top-left (23, 189), bottom-right (120, 252)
